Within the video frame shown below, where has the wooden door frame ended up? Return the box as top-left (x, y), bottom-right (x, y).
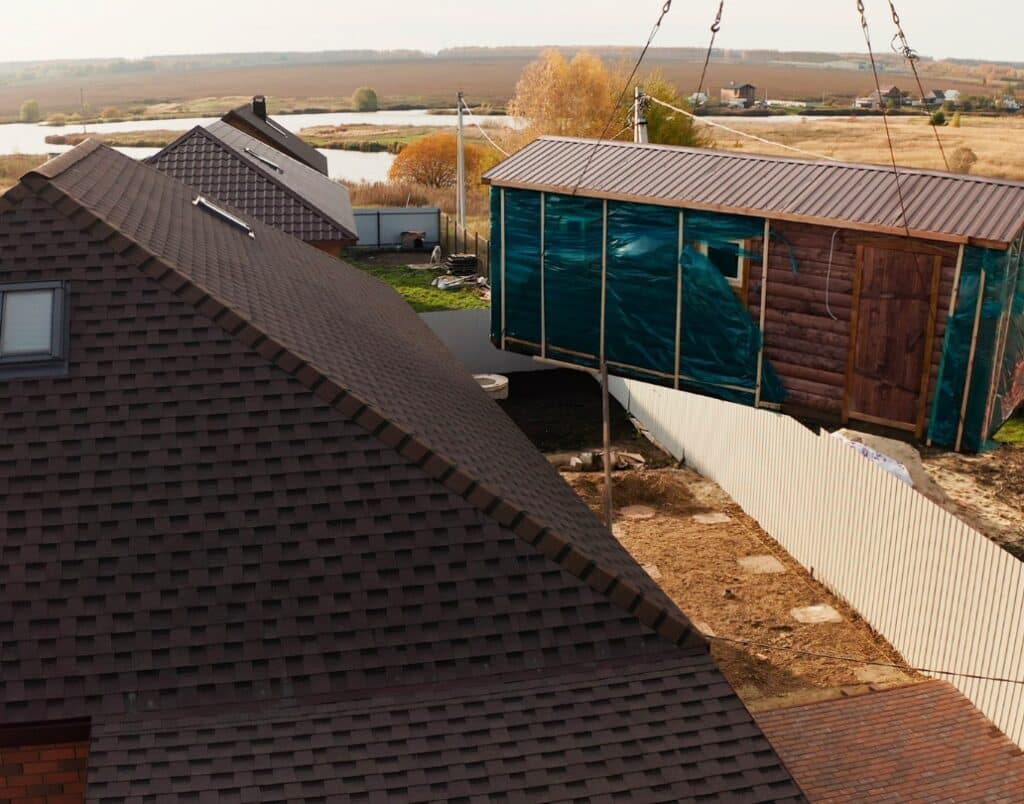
top-left (843, 244), bottom-right (943, 436)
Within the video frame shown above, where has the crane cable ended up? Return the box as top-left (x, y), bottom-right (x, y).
top-left (857, 0), bottom-right (912, 236)
top-left (888, 0), bottom-right (949, 170)
top-left (647, 95), bottom-right (841, 161)
top-left (570, 0), bottom-right (673, 194)
top-left (695, 0), bottom-right (725, 105)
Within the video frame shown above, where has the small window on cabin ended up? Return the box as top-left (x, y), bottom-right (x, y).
top-left (696, 240), bottom-right (747, 289)
top-left (0, 281), bottom-right (69, 378)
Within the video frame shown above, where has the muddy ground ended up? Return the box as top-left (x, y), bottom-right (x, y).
top-left (567, 468), bottom-right (917, 708)
top-left (922, 444), bottom-right (1024, 560)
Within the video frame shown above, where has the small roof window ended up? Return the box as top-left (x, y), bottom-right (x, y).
top-left (244, 147), bottom-right (283, 173)
top-left (192, 195), bottom-right (255, 239)
top-left (0, 281), bottom-right (70, 378)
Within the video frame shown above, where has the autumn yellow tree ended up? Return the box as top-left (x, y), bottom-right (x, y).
top-left (640, 70), bottom-right (712, 148)
top-left (388, 132), bottom-right (497, 189)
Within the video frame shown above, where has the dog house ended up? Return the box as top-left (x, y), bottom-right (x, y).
top-left (483, 137), bottom-right (1024, 451)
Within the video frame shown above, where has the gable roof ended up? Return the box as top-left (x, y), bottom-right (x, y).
top-left (222, 101), bottom-right (329, 175)
top-left (146, 123), bottom-right (357, 243)
top-left (483, 136), bottom-right (1024, 249)
top-left (756, 681), bottom-right (1024, 801)
top-left (0, 141), bottom-right (803, 800)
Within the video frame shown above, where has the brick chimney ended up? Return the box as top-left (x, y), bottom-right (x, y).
top-left (252, 95), bottom-right (267, 119)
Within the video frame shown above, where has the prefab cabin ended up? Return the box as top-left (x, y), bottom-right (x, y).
top-left (483, 137), bottom-right (1024, 451)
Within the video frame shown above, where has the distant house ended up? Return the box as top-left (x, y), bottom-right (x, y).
top-left (944, 89), bottom-right (963, 105)
top-left (147, 121), bottom-right (357, 256)
top-left (484, 136), bottom-right (1024, 452)
top-left (854, 85), bottom-right (903, 109)
top-left (221, 95), bottom-right (329, 175)
top-left (1001, 97), bottom-right (1021, 112)
top-left (0, 141), bottom-right (802, 802)
top-left (720, 81), bottom-right (757, 108)
top-left (927, 89), bottom-right (947, 106)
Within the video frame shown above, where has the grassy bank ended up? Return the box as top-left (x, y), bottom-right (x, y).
top-left (350, 260), bottom-right (488, 313)
top-left (45, 129), bottom-right (185, 148)
top-left (0, 154), bottom-right (48, 193)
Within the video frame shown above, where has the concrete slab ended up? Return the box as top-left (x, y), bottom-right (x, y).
top-left (693, 512), bottom-right (732, 525)
top-left (619, 505), bottom-right (657, 521)
top-left (791, 604), bottom-right (844, 624)
top-left (642, 564), bottom-right (662, 580)
top-left (738, 555), bottom-right (787, 574)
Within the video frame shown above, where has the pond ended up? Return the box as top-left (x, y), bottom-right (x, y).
top-left (0, 109), bottom-right (522, 183)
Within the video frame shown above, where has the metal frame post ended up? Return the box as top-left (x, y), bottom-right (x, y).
top-left (754, 219), bottom-right (772, 407)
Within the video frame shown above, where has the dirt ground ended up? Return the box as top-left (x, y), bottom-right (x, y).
top-left (922, 444), bottom-right (1024, 559)
top-left (565, 468), bottom-right (918, 709)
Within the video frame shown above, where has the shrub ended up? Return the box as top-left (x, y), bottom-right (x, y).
top-left (351, 87), bottom-right (380, 112)
top-left (100, 106), bottom-right (122, 120)
top-left (929, 110), bottom-right (946, 126)
top-left (19, 100), bottom-right (40, 123)
top-left (949, 147), bottom-right (978, 174)
top-left (47, 113), bottom-right (67, 127)
top-left (951, 112), bottom-right (962, 128)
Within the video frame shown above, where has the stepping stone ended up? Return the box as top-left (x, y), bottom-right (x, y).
top-left (790, 604), bottom-right (844, 624)
top-left (694, 621), bottom-right (716, 637)
top-left (738, 555), bottom-right (787, 574)
top-left (642, 564), bottom-right (662, 580)
top-left (619, 505), bottom-right (656, 521)
top-left (693, 512), bottom-right (732, 525)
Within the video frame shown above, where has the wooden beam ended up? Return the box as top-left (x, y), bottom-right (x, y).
top-left (499, 188), bottom-right (507, 350)
top-left (956, 268), bottom-right (987, 452)
top-left (540, 192), bottom-right (546, 358)
top-left (755, 219), bottom-right (772, 407)
top-left (674, 210), bottom-right (684, 390)
top-left (600, 199), bottom-right (608, 365)
top-left (915, 254), bottom-right (944, 438)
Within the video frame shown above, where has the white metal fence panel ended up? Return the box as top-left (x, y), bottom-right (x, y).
top-left (353, 208), bottom-right (440, 248)
top-left (609, 376), bottom-right (1024, 747)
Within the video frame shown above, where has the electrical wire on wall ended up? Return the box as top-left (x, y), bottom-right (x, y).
top-left (824, 229), bottom-right (840, 321)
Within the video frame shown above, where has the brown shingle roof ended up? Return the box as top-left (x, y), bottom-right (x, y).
top-left (0, 142), bottom-right (806, 800)
top-left (146, 124), bottom-right (357, 243)
top-left (755, 681), bottom-right (1024, 802)
top-left (483, 137), bottom-right (1024, 248)
top-left (222, 101), bottom-right (328, 175)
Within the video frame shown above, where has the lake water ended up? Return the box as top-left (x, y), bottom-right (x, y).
top-left (0, 110), bottom-right (521, 184)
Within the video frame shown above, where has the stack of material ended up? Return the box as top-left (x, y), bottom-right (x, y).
top-left (445, 253), bottom-right (479, 275)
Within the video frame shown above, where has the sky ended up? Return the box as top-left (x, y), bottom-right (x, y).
top-left (2, 0), bottom-right (1019, 64)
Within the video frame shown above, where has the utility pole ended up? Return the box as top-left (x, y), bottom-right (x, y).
top-left (633, 86), bottom-right (649, 144)
top-left (456, 90), bottom-right (467, 232)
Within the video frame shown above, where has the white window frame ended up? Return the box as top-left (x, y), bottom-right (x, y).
top-left (0, 281), bottom-right (70, 378)
top-left (696, 239), bottom-right (748, 289)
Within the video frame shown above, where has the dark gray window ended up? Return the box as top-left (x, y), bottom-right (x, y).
top-left (0, 281), bottom-right (69, 378)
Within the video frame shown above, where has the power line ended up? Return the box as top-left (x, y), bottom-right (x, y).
top-left (707, 634), bottom-right (1024, 686)
top-left (647, 96), bottom-right (841, 161)
top-left (856, 0), bottom-right (912, 235)
top-left (887, 0), bottom-right (949, 170)
top-left (695, 0), bottom-right (725, 103)
top-left (570, 0), bottom-right (673, 194)
top-left (459, 97), bottom-right (511, 157)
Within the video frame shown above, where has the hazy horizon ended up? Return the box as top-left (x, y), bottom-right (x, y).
top-left (3, 1), bottom-right (1020, 65)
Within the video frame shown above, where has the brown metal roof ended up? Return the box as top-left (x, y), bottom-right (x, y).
top-left (483, 137), bottom-right (1024, 248)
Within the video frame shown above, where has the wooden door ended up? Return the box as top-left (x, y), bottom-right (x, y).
top-left (845, 244), bottom-right (942, 435)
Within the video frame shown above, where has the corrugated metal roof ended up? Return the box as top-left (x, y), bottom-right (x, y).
top-left (483, 137), bottom-right (1024, 248)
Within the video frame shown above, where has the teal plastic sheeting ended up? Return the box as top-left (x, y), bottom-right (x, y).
top-left (990, 238), bottom-right (1024, 433)
top-left (492, 189), bottom-right (785, 405)
top-left (929, 244), bottom-right (1023, 451)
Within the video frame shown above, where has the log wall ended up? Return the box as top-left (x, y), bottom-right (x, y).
top-left (747, 221), bottom-right (960, 420)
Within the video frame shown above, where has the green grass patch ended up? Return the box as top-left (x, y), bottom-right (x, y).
top-left (994, 416), bottom-right (1024, 444)
top-left (352, 261), bottom-right (488, 313)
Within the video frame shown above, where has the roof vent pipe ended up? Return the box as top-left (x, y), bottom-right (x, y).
top-left (252, 95), bottom-right (267, 119)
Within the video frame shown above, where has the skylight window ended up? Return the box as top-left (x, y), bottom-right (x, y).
top-left (192, 196), bottom-right (255, 239)
top-left (0, 281), bottom-right (69, 378)
top-left (244, 147), bottom-right (283, 173)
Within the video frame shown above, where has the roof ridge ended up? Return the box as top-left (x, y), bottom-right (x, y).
top-left (201, 123), bottom-right (356, 239)
top-left (20, 163), bottom-right (704, 656)
top-left (31, 138), bottom-right (104, 179)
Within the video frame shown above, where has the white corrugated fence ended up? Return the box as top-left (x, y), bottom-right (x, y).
top-left (609, 376), bottom-right (1024, 747)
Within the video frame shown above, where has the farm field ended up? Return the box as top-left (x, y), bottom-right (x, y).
top-left (0, 52), bottom-right (990, 123)
top-left (704, 114), bottom-right (1024, 180)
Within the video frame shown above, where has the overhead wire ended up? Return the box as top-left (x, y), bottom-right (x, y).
top-left (856, 0), bottom-right (912, 236)
top-left (888, 0), bottom-right (949, 170)
top-left (459, 97), bottom-right (511, 157)
top-left (695, 0), bottom-right (725, 104)
top-left (647, 96), bottom-right (841, 161)
top-left (707, 634), bottom-right (1024, 686)
top-left (569, 0), bottom-right (674, 194)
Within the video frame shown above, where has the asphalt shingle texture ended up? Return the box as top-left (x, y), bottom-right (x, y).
top-left (222, 103), bottom-right (329, 175)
